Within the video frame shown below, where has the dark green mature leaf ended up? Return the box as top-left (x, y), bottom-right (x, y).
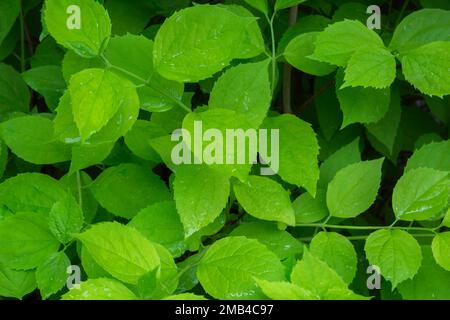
top-left (234, 176), bottom-right (295, 225)
top-left (275, 0), bottom-right (307, 11)
top-left (91, 163), bottom-right (171, 219)
top-left (153, 5), bottom-right (250, 82)
top-left (0, 63), bottom-right (30, 114)
top-left (365, 229), bottom-right (422, 288)
top-left (197, 236), bottom-right (286, 299)
top-left (0, 0), bottom-right (19, 45)
top-left (0, 212), bottom-right (60, 270)
top-left (327, 159), bottom-right (384, 218)
top-left (45, 0), bottom-right (111, 58)
top-left (243, 0), bottom-right (268, 15)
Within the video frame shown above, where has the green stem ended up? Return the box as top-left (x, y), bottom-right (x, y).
top-left (76, 171), bottom-right (83, 211)
top-left (100, 55), bottom-right (191, 113)
top-left (267, 13), bottom-right (277, 94)
top-left (19, 1), bottom-right (25, 72)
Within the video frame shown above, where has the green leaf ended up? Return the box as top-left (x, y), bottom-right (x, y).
top-left (310, 20), bottom-right (384, 67)
top-left (0, 264), bottom-right (36, 299)
top-left (61, 50), bottom-right (103, 83)
top-left (104, 0), bottom-right (150, 36)
top-left (431, 232), bottom-right (450, 271)
top-left (153, 5), bottom-right (249, 82)
top-left (291, 249), bottom-right (358, 299)
top-left (62, 278), bottom-right (137, 300)
top-left (48, 194), bottom-right (84, 244)
top-left (319, 138), bottom-right (361, 187)
top-left (389, 9), bottom-right (450, 54)
top-left (393, 168), bottom-right (449, 221)
top-left (401, 41), bottom-right (450, 98)
top-left (233, 176), bottom-right (295, 225)
top-left (262, 114), bottom-right (319, 196)
top-left (243, 0), bottom-right (268, 15)
top-left (36, 251), bottom-right (70, 299)
top-left (255, 279), bottom-right (318, 300)
top-left (309, 232), bottom-right (357, 284)
top-left (103, 34), bottom-right (184, 112)
top-left (0, 139), bottom-right (7, 180)
top-left (0, 173), bottom-right (67, 214)
top-left (90, 164), bottom-right (170, 219)
top-left (77, 222), bottom-right (161, 284)
top-left (336, 69), bottom-right (391, 127)
top-left (406, 140), bottom-right (450, 173)
top-left (327, 159), bottom-right (384, 218)
top-left (209, 60), bottom-right (272, 128)
top-left (0, 63), bottom-right (30, 114)
top-left (128, 201), bottom-right (186, 258)
top-left (398, 246), bottom-right (450, 299)
top-left (275, 0), bottom-right (307, 11)
top-left (137, 243), bottom-right (178, 299)
top-left (0, 115), bottom-right (71, 164)
top-left (68, 68), bottom-right (139, 141)
top-left (0, 0), bottom-right (20, 45)
top-left (443, 207), bottom-right (450, 228)
top-left (174, 164), bottom-right (230, 237)
top-left (230, 222), bottom-right (303, 260)
top-left (44, 0), bottom-right (111, 58)
top-left (21, 66), bottom-right (66, 109)
top-left (163, 293), bottom-right (207, 300)
top-left (365, 229), bottom-right (422, 288)
top-left (342, 48), bottom-right (396, 89)
top-left (0, 212), bottom-right (60, 270)
top-left (293, 189), bottom-right (329, 224)
top-left (284, 32), bottom-right (336, 76)
top-left (197, 236), bottom-right (286, 299)
top-left (124, 120), bottom-right (166, 162)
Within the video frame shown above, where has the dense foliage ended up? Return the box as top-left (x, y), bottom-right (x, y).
top-left (0, 0), bottom-right (449, 300)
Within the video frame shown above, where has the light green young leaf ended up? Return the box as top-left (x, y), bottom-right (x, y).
top-left (284, 32), bottom-right (336, 76)
top-left (0, 212), bottom-right (60, 270)
top-left (310, 20), bottom-right (384, 67)
top-left (336, 69), bottom-right (391, 127)
top-left (36, 251), bottom-right (70, 299)
top-left (44, 0), bottom-right (111, 58)
top-left (230, 222), bottom-right (303, 260)
top-left (291, 249), bottom-right (358, 299)
top-left (62, 278), bottom-right (137, 300)
top-left (124, 120), bottom-right (166, 162)
top-left (443, 207), bottom-right (450, 228)
top-left (309, 232), bottom-right (357, 284)
top-left (90, 163), bottom-right (171, 219)
top-left (48, 194), bottom-right (84, 244)
top-left (393, 168), bottom-right (449, 221)
top-left (153, 5), bottom-right (249, 82)
top-left (68, 68), bottom-right (139, 141)
top-left (0, 264), bottom-right (36, 299)
top-left (163, 293), bottom-right (207, 300)
top-left (128, 201), bottom-right (186, 258)
top-left (262, 114), bottom-right (319, 196)
top-left (197, 236), bottom-right (286, 300)
top-left (431, 232), bottom-right (450, 271)
top-left (401, 41), bottom-right (450, 98)
top-left (255, 279), bottom-right (318, 300)
top-left (22, 66), bottom-right (66, 109)
top-left (343, 47), bottom-right (396, 89)
top-left (406, 140), bottom-right (450, 173)
top-left (398, 246), bottom-right (450, 299)
top-left (0, 0), bottom-right (20, 45)
top-left (327, 159), bottom-right (384, 218)
top-left (209, 60), bottom-right (272, 128)
top-left (174, 164), bottom-right (230, 237)
top-left (234, 176), bottom-right (295, 226)
top-left (0, 173), bottom-right (67, 214)
top-left (275, 0), bottom-right (307, 11)
top-left (389, 9), bottom-right (450, 54)
top-left (365, 229), bottom-right (422, 288)
top-left (0, 115), bottom-right (71, 164)
top-left (293, 189), bottom-right (329, 224)
top-left (77, 222), bottom-right (161, 284)
top-left (0, 63), bottom-right (30, 114)
top-left (103, 34), bottom-right (184, 112)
